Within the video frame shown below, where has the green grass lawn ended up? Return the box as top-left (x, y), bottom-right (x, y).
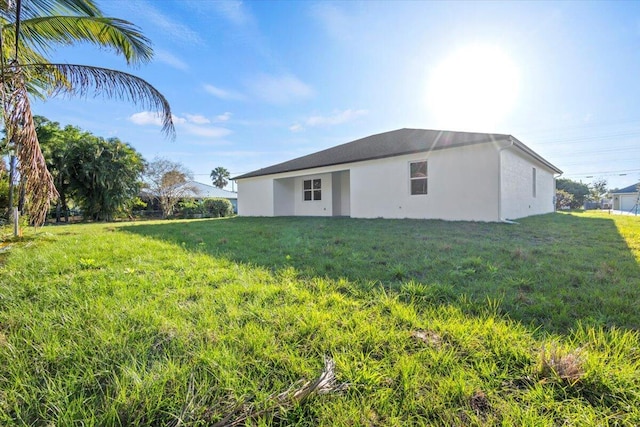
top-left (0, 211), bottom-right (639, 425)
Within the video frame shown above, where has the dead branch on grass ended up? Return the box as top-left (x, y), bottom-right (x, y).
top-left (213, 357), bottom-right (348, 427)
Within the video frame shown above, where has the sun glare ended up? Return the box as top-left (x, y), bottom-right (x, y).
top-left (426, 44), bottom-right (519, 131)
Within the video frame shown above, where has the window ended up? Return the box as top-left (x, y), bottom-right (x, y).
top-left (303, 179), bottom-right (321, 201)
top-left (410, 161), bottom-right (428, 195)
top-left (532, 167), bottom-right (537, 197)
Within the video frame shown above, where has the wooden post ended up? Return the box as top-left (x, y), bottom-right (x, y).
top-left (8, 155), bottom-right (16, 216)
top-left (13, 207), bottom-right (19, 237)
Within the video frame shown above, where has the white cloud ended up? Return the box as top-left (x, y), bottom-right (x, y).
top-left (137, 2), bottom-right (203, 45)
top-left (171, 115), bottom-right (187, 124)
top-left (181, 123), bottom-right (231, 138)
top-left (129, 111), bottom-right (230, 138)
top-left (215, 112), bottom-right (232, 122)
top-left (129, 111), bottom-right (164, 126)
top-left (204, 84), bottom-right (245, 101)
top-left (129, 112), bottom-right (186, 126)
top-left (185, 114), bottom-right (211, 124)
top-left (246, 74), bottom-right (314, 105)
top-left (155, 50), bottom-right (189, 71)
top-left (306, 109), bottom-right (368, 126)
top-left (289, 109), bottom-right (368, 132)
top-left (289, 123), bottom-right (304, 133)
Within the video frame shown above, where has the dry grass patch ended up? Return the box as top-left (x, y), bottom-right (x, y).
top-left (511, 247), bottom-right (528, 260)
top-left (539, 343), bottom-right (585, 383)
top-left (410, 330), bottom-right (443, 348)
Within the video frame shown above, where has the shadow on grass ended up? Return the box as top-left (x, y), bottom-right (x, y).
top-left (121, 213), bottom-right (640, 334)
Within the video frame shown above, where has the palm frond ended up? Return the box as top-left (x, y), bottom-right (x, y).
top-left (1, 37), bottom-right (73, 96)
top-left (10, 16), bottom-right (152, 64)
top-left (0, 0), bottom-right (100, 20)
top-left (24, 62), bottom-right (175, 138)
top-left (1, 64), bottom-right (58, 226)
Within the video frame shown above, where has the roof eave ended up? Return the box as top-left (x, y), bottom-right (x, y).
top-left (234, 138), bottom-right (507, 180)
top-left (509, 136), bottom-right (563, 174)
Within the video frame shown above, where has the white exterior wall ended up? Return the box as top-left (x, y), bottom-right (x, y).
top-left (293, 173), bottom-right (333, 216)
top-left (237, 177), bottom-right (274, 216)
top-left (238, 173), bottom-right (334, 217)
top-left (341, 172), bottom-right (351, 215)
top-left (500, 149), bottom-right (555, 220)
top-left (348, 143), bottom-right (501, 221)
top-left (274, 178), bottom-right (295, 216)
top-left (331, 171), bottom-right (351, 216)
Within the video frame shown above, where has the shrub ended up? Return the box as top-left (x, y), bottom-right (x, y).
top-left (178, 200), bottom-right (204, 216)
top-left (202, 198), bottom-right (234, 218)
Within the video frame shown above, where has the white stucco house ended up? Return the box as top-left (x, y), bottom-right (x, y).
top-left (234, 128), bottom-right (562, 222)
top-left (611, 183), bottom-right (639, 213)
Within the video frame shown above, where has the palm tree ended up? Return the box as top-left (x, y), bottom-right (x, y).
top-left (210, 166), bottom-right (230, 189)
top-left (0, 0), bottom-right (174, 225)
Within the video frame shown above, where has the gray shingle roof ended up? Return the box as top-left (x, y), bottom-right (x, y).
top-left (234, 128), bottom-right (562, 180)
top-left (611, 183), bottom-right (640, 194)
top-left (178, 181), bottom-right (237, 199)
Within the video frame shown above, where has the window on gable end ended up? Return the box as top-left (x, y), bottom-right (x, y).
top-left (410, 161), bottom-right (428, 195)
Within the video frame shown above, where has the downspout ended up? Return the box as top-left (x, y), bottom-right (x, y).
top-left (497, 136), bottom-right (515, 223)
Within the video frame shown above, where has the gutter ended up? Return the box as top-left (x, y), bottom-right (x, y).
top-left (497, 136), bottom-right (515, 222)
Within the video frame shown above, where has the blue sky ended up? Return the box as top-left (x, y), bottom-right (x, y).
top-left (32, 0), bottom-right (640, 190)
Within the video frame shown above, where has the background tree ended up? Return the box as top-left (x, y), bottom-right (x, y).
top-left (555, 189), bottom-right (574, 210)
top-left (588, 178), bottom-right (608, 208)
top-left (35, 116), bottom-right (72, 222)
top-left (144, 158), bottom-right (197, 218)
top-left (67, 136), bottom-right (145, 221)
top-left (556, 178), bottom-right (589, 209)
top-left (210, 166), bottom-right (230, 189)
top-left (0, 0), bottom-right (174, 225)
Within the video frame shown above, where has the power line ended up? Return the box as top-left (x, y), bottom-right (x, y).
top-left (544, 145), bottom-right (640, 156)
top-left (531, 130), bottom-right (640, 146)
top-left (517, 117), bottom-right (640, 138)
top-left (562, 168), bottom-right (640, 177)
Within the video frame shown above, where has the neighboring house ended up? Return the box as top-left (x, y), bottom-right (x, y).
top-left (234, 128), bottom-right (562, 222)
top-left (611, 183), bottom-right (640, 213)
top-left (140, 180), bottom-right (238, 213)
top-left (178, 181), bottom-right (238, 212)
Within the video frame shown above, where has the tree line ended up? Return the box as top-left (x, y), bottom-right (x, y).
top-left (556, 177), bottom-right (610, 210)
top-left (1, 116), bottom-right (233, 223)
